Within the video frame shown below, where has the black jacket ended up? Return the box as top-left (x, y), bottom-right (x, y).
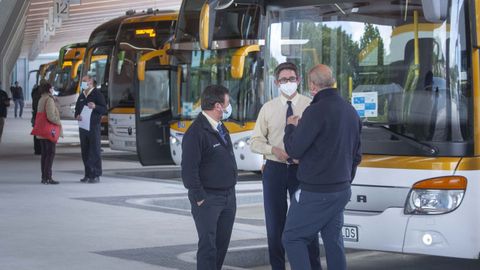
top-left (11, 86), bottom-right (23, 99)
top-left (0, 90), bottom-right (9, 118)
top-left (284, 88), bottom-right (362, 193)
top-left (74, 88), bottom-right (107, 130)
top-left (181, 113), bottom-right (238, 202)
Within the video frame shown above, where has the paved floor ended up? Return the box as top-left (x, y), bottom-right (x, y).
top-left (0, 108), bottom-right (273, 270)
top-left (2, 108), bottom-right (480, 270)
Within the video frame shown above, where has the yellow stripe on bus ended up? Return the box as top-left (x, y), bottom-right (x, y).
top-left (171, 121), bottom-right (256, 134)
top-left (473, 48), bottom-right (480, 155)
top-left (360, 156), bottom-right (480, 171)
top-left (110, 108), bottom-right (135, 114)
top-left (122, 13), bottom-right (178, 24)
top-left (358, 155), bottom-right (460, 170)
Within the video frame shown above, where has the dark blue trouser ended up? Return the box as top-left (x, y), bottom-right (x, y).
top-left (14, 98), bottom-right (24, 117)
top-left (79, 127), bottom-right (102, 178)
top-left (263, 160), bottom-right (320, 270)
top-left (190, 187), bottom-right (236, 270)
top-left (283, 188), bottom-right (351, 270)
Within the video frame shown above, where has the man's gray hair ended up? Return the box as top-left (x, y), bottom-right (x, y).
top-left (308, 64), bottom-right (336, 89)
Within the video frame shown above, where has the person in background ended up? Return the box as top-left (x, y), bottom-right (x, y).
top-left (282, 64), bottom-right (362, 270)
top-left (11, 81), bottom-right (24, 118)
top-left (75, 75), bottom-right (107, 184)
top-left (31, 81), bottom-right (43, 155)
top-left (0, 83), bottom-right (10, 143)
top-left (250, 62), bottom-right (320, 270)
top-left (37, 82), bottom-right (63, 185)
top-left (181, 85), bottom-right (237, 270)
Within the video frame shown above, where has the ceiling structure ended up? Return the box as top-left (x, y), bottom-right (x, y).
top-left (23, 0), bottom-right (182, 59)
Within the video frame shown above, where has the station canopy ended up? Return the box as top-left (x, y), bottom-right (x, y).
top-left (23, 0), bottom-right (181, 60)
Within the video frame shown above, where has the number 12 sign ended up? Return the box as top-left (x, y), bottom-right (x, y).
top-left (54, 0), bottom-right (70, 20)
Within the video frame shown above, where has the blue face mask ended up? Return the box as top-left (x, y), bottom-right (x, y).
top-left (222, 104), bottom-right (232, 120)
top-left (81, 81), bottom-right (88, 90)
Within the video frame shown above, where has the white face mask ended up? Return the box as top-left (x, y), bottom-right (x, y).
top-left (222, 103), bottom-right (232, 120)
top-left (279, 82), bottom-right (298, 96)
top-left (81, 81), bottom-right (88, 90)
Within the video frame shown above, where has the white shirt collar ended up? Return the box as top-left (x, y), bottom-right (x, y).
top-left (202, 111), bottom-right (220, 131)
top-left (84, 87), bottom-right (95, 97)
top-left (279, 92), bottom-right (300, 106)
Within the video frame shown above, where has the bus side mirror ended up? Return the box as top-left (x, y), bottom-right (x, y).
top-left (199, 1), bottom-right (217, 50)
top-left (72, 60), bottom-right (83, 79)
top-left (138, 61), bottom-right (146, 81)
top-left (231, 45), bottom-right (260, 79)
top-left (471, 0), bottom-right (480, 48)
top-left (137, 49), bottom-right (170, 81)
top-left (421, 0), bottom-right (448, 23)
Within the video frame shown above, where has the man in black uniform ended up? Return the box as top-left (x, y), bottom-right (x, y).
top-left (74, 75), bottom-right (107, 184)
top-left (181, 85), bottom-right (237, 270)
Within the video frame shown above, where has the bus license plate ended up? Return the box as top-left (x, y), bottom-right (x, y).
top-left (342, 225), bottom-right (358, 242)
top-left (125, 141), bottom-right (136, 147)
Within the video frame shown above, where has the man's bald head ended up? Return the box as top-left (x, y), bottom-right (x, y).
top-left (308, 64), bottom-right (336, 96)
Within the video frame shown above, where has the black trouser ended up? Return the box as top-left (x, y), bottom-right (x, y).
top-left (79, 127), bottom-right (102, 178)
top-left (263, 160), bottom-right (320, 270)
top-left (14, 98), bottom-right (24, 117)
top-left (34, 136), bottom-right (41, 154)
top-left (40, 139), bottom-right (56, 180)
top-left (189, 187), bottom-right (236, 270)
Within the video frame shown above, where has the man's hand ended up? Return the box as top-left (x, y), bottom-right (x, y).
top-left (87, 102), bottom-right (96, 109)
top-left (287, 115), bottom-right (300, 126)
top-left (197, 200), bottom-right (205, 206)
top-left (76, 115), bottom-right (82, 121)
top-left (272, 146), bottom-right (289, 162)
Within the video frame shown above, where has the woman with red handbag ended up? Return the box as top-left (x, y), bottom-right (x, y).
top-left (36, 83), bottom-right (63, 184)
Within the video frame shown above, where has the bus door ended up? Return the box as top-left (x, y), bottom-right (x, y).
top-left (135, 50), bottom-right (174, 165)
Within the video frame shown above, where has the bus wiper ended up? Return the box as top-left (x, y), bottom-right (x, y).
top-left (363, 122), bottom-right (439, 156)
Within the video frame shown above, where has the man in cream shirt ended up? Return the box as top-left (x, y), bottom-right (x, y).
top-left (250, 62), bottom-right (320, 270)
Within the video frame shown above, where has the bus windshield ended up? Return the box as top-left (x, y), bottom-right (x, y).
top-left (175, 0), bottom-right (263, 44)
top-left (265, 0), bottom-right (472, 156)
top-left (85, 46), bottom-right (110, 100)
top-left (53, 66), bottom-right (77, 97)
top-left (109, 20), bottom-right (175, 109)
top-left (171, 48), bottom-right (263, 122)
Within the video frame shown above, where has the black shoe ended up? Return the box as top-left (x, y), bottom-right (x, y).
top-left (80, 177), bottom-right (89, 183)
top-left (87, 177), bottom-right (100, 183)
top-left (47, 179), bottom-right (59, 185)
top-left (41, 179), bottom-right (48, 184)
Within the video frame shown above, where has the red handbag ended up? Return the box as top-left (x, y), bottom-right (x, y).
top-left (31, 98), bottom-right (60, 143)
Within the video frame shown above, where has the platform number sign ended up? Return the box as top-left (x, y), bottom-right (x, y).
top-left (54, 0), bottom-right (70, 19)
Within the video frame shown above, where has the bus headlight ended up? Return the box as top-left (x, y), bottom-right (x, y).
top-left (404, 176), bottom-right (467, 215)
top-left (234, 136), bottom-right (251, 150)
top-left (170, 135), bottom-right (181, 146)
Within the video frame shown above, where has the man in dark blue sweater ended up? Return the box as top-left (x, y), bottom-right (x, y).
top-left (181, 85), bottom-right (237, 270)
top-left (75, 75), bottom-right (107, 184)
top-left (282, 64), bottom-right (362, 270)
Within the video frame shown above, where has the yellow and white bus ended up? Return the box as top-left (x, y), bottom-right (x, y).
top-left (184, 0), bottom-right (480, 259)
top-left (168, 0), bottom-right (264, 171)
top-left (52, 43), bottom-right (86, 119)
top-left (80, 14), bottom-right (132, 138)
top-left (108, 11), bottom-right (177, 155)
top-left (39, 60), bottom-right (58, 83)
